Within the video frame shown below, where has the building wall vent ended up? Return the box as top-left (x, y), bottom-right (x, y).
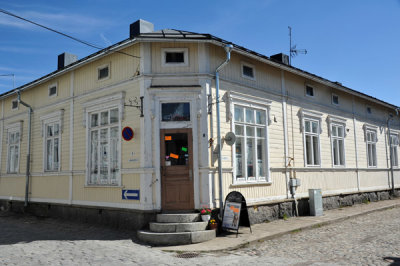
top-left (270, 53), bottom-right (289, 65)
top-left (130, 19), bottom-right (154, 39)
top-left (58, 52), bottom-right (78, 70)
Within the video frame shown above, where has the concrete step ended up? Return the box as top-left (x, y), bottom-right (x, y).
top-left (156, 213), bottom-right (200, 223)
top-left (150, 221), bottom-right (208, 233)
top-left (137, 229), bottom-right (216, 246)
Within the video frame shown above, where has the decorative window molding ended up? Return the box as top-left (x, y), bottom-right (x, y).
top-left (161, 48), bottom-right (189, 67)
top-left (48, 82), bottom-right (58, 97)
top-left (40, 110), bottom-right (64, 172)
top-left (300, 109), bottom-right (322, 167)
top-left (241, 62), bottom-right (256, 80)
top-left (83, 94), bottom-right (123, 186)
top-left (327, 115), bottom-right (347, 137)
top-left (97, 63), bottom-right (110, 81)
top-left (299, 109), bottom-right (323, 133)
top-left (6, 121), bottom-right (22, 174)
top-left (389, 132), bottom-right (399, 168)
top-left (229, 92), bottom-right (270, 184)
top-left (327, 115), bottom-right (346, 167)
top-left (363, 124), bottom-right (378, 167)
top-left (82, 92), bottom-right (125, 127)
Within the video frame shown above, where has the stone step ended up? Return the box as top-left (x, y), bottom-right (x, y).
top-left (137, 229), bottom-right (216, 246)
top-left (156, 213), bottom-right (200, 223)
top-left (150, 221), bottom-right (208, 233)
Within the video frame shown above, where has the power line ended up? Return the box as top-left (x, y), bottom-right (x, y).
top-left (0, 8), bottom-right (140, 59)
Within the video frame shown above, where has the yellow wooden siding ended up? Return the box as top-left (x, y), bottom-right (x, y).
top-left (359, 170), bottom-right (390, 189)
top-left (295, 171), bottom-right (358, 194)
top-left (151, 42), bottom-right (198, 74)
top-left (72, 174), bottom-right (140, 203)
top-left (0, 176), bottom-right (25, 197)
top-left (30, 175), bottom-right (69, 200)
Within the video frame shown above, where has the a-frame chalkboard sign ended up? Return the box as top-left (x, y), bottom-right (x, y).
top-left (221, 191), bottom-right (252, 237)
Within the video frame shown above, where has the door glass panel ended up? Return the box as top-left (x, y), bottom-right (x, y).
top-left (162, 103), bottom-right (190, 121)
top-left (164, 133), bottom-right (189, 166)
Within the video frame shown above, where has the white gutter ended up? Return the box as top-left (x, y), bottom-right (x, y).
top-left (281, 70), bottom-right (290, 199)
top-left (352, 96), bottom-right (360, 192)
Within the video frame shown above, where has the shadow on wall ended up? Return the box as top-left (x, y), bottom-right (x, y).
top-left (0, 211), bottom-right (139, 246)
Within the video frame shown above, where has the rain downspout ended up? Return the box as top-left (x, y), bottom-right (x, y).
top-left (216, 44), bottom-right (233, 217)
top-left (17, 90), bottom-right (32, 207)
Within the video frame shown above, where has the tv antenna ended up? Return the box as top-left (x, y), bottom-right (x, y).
top-left (288, 26), bottom-right (307, 65)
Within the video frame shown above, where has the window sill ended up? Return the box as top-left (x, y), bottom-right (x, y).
top-left (85, 184), bottom-right (123, 188)
top-left (231, 181), bottom-right (272, 188)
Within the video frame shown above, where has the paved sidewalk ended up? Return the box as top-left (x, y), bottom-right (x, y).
top-left (159, 198), bottom-right (400, 252)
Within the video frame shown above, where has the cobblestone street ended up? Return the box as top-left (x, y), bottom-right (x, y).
top-left (1, 207), bottom-right (400, 265)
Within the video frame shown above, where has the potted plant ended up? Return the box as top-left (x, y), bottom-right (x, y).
top-left (200, 208), bottom-right (211, 221)
top-left (209, 219), bottom-right (218, 230)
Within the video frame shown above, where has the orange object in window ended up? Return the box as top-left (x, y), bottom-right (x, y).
top-left (169, 153), bottom-right (179, 159)
top-left (165, 136), bottom-right (172, 141)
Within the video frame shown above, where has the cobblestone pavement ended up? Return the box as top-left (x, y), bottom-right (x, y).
top-left (0, 207), bottom-right (399, 265)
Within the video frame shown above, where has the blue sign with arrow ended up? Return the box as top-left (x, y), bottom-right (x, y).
top-left (122, 189), bottom-right (140, 200)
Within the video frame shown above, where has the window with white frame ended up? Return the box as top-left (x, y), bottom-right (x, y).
top-left (365, 128), bottom-right (377, 167)
top-left (241, 62), bottom-right (255, 80)
top-left (234, 105), bottom-right (267, 182)
top-left (390, 133), bottom-right (399, 167)
top-left (331, 123), bottom-right (345, 166)
top-left (161, 48), bottom-right (188, 67)
top-left (44, 122), bottom-right (60, 171)
top-left (48, 83), bottom-right (57, 97)
top-left (88, 107), bottom-right (120, 185)
top-left (97, 64), bottom-right (110, 80)
top-left (7, 125), bottom-right (21, 173)
top-left (304, 118), bottom-right (321, 166)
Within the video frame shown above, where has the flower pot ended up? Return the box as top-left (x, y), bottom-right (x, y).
top-left (201, 214), bottom-right (210, 221)
top-left (209, 223), bottom-right (218, 230)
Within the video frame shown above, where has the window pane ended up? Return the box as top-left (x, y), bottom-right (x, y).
top-left (47, 125), bottom-right (53, 137)
top-left (235, 137), bottom-right (243, 178)
top-left (312, 121), bottom-right (318, 134)
top-left (256, 110), bottom-right (265, 124)
top-left (91, 114), bottom-right (98, 127)
top-left (246, 138), bottom-right (254, 177)
top-left (165, 52), bottom-right (184, 63)
top-left (110, 127), bottom-right (119, 182)
top-left (337, 126), bottom-right (343, 137)
top-left (306, 135), bottom-right (313, 165)
top-left (100, 129), bottom-right (109, 182)
top-left (257, 127), bottom-right (264, 138)
top-left (47, 139), bottom-right (53, 170)
top-left (110, 109), bottom-right (119, 124)
top-left (235, 125), bottom-right (244, 136)
top-left (54, 138), bottom-right (59, 170)
top-left (234, 106), bottom-right (244, 122)
top-left (313, 136), bottom-right (320, 165)
top-left (305, 121), bottom-right (311, 133)
top-left (332, 126), bottom-right (338, 137)
top-left (243, 65), bottom-right (254, 78)
top-left (54, 124), bottom-right (59, 136)
top-left (101, 111), bottom-right (109, 126)
top-left (372, 144), bottom-right (376, 166)
top-left (246, 109), bottom-right (254, 123)
top-left (333, 139), bottom-right (338, 165)
top-left (367, 132), bottom-right (371, 142)
top-left (246, 126), bottom-right (254, 137)
top-left (161, 103), bottom-right (190, 121)
top-left (257, 139), bottom-right (264, 177)
top-left (90, 131), bottom-right (98, 183)
top-left (338, 139), bottom-right (345, 165)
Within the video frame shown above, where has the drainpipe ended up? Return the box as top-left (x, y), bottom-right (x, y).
top-left (216, 44), bottom-right (233, 217)
top-left (389, 107), bottom-right (400, 196)
top-left (17, 90), bottom-right (33, 207)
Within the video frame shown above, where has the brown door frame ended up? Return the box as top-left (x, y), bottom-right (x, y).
top-left (160, 128), bottom-right (194, 211)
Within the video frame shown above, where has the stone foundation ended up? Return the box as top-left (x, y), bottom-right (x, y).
top-left (248, 189), bottom-right (400, 225)
top-left (0, 200), bottom-right (156, 231)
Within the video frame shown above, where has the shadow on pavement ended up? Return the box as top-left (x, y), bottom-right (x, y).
top-left (383, 257), bottom-right (400, 266)
top-left (0, 212), bottom-right (141, 245)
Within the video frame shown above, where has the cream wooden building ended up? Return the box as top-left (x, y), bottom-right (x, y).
top-left (0, 20), bottom-right (399, 228)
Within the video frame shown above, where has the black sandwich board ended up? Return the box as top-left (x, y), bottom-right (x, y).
top-left (221, 191), bottom-right (252, 237)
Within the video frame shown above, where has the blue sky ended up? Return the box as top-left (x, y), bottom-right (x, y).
top-left (0, 0), bottom-right (399, 106)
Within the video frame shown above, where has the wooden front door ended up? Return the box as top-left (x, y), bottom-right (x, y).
top-left (160, 128), bottom-right (194, 211)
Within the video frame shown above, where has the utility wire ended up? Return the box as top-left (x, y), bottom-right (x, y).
top-left (0, 8), bottom-right (140, 59)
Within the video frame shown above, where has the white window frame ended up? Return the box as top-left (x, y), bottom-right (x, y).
top-left (300, 109), bottom-right (322, 167)
top-left (227, 92), bottom-right (271, 184)
top-left (241, 62), bottom-right (256, 80)
top-left (327, 115), bottom-right (346, 167)
top-left (363, 124), bottom-right (378, 168)
top-left (82, 92), bottom-right (125, 186)
top-left (389, 132), bottom-right (399, 168)
top-left (40, 110), bottom-right (64, 172)
top-left (332, 93), bottom-right (339, 105)
top-left (97, 63), bottom-right (110, 81)
top-left (6, 122), bottom-right (22, 174)
top-left (48, 82), bottom-right (58, 97)
top-left (161, 48), bottom-right (189, 67)
top-left (305, 84), bottom-right (315, 98)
